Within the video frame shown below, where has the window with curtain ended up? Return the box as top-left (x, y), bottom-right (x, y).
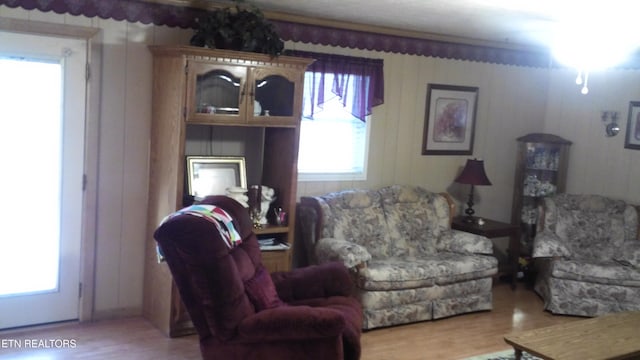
top-left (287, 51), bottom-right (384, 181)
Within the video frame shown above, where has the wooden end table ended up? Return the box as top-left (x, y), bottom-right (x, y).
top-left (451, 216), bottom-right (520, 289)
top-left (504, 311), bottom-right (640, 360)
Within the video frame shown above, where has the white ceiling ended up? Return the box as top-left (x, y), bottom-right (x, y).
top-left (242, 0), bottom-right (640, 62)
top-left (248, 0), bottom-right (561, 49)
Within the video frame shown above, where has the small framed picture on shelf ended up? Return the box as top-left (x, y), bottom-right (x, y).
top-left (186, 156), bottom-right (247, 198)
top-left (625, 101), bottom-right (640, 150)
top-left (422, 83), bottom-right (479, 155)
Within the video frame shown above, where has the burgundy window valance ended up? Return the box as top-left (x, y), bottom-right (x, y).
top-left (286, 50), bottom-right (384, 122)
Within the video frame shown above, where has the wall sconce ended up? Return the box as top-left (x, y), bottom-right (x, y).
top-left (602, 111), bottom-right (620, 137)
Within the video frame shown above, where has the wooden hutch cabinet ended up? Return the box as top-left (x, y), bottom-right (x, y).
top-left (143, 45), bottom-right (313, 337)
top-left (510, 133), bottom-right (571, 256)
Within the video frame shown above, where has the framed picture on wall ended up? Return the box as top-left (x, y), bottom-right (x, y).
top-left (625, 101), bottom-right (640, 150)
top-left (186, 156), bottom-right (247, 198)
top-left (422, 84), bottom-right (479, 155)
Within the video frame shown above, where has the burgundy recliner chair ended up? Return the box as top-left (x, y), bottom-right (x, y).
top-left (154, 195), bottom-right (362, 360)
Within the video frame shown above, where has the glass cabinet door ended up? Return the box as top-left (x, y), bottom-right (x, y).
top-left (511, 133), bottom-right (571, 256)
top-left (250, 68), bottom-right (300, 126)
top-left (186, 61), bottom-right (248, 124)
top-left (520, 143), bottom-right (561, 229)
top-left (522, 143), bottom-right (561, 197)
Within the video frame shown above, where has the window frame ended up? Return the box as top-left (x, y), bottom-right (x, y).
top-left (297, 112), bottom-right (371, 182)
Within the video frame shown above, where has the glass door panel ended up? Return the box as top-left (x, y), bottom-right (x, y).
top-left (187, 62), bottom-right (247, 124)
top-left (254, 75), bottom-right (294, 117)
top-left (250, 68), bottom-right (300, 126)
top-left (0, 31), bottom-right (85, 330)
top-left (196, 69), bottom-right (241, 114)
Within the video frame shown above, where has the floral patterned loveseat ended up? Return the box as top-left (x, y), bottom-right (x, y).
top-left (533, 194), bottom-right (640, 316)
top-left (297, 185), bottom-right (498, 329)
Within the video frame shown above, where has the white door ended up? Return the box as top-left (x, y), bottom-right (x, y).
top-left (0, 31), bottom-right (86, 329)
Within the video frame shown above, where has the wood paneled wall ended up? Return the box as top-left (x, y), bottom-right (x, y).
top-left (291, 41), bottom-right (551, 223)
top-left (542, 69), bottom-right (640, 204)
top-left (1, 5), bottom-right (637, 319)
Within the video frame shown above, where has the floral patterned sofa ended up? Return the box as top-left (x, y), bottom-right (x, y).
top-left (297, 185), bottom-right (498, 329)
top-left (533, 194), bottom-right (640, 316)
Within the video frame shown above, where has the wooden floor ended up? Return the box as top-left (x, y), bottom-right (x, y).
top-left (0, 283), bottom-right (579, 360)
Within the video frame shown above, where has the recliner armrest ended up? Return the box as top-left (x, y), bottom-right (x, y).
top-left (271, 261), bottom-right (354, 301)
top-left (532, 230), bottom-right (571, 258)
top-left (237, 305), bottom-right (345, 341)
top-left (315, 237), bottom-right (372, 269)
top-left (436, 229), bottom-right (493, 254)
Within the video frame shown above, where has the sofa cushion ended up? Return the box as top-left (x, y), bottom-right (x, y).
top-left (556, 208), bottom-right (625, 261)
top-left (379, 185), bottom-right (451, 257)
top-left (431, 252), bottom-right (498, 285)
top-left (317, 189), bottom-right (391, 258)
top-left (358, 259), bottom-right (436, 290)
top-left (357, 253), bottom-right (497, 291)
top-left (358, 277), bottom-right (493, 310)
top-left (551, 259), bottom-right (640, 287)
top-left (545, 194), bottom-right (630, 262)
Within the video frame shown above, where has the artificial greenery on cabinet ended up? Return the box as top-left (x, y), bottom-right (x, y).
top-left (190, 1), bottom-right (284, 57)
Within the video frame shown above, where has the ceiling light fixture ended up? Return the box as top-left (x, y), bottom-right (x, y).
top-left (574, 70), bottom-right (588, 95)
top-left (549, 2), bottom-right (640, 95)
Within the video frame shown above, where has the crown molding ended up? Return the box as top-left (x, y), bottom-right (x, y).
top-left (1, 0), bottom-right (551, 66)
top-left (142, 0), bottom-right (544, 52)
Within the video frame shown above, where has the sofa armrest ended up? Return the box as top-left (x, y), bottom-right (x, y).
top-left (296, 203), bottom-right (320, 264)
top-left (532, 230), bottom-right (571, 258)
top-left (315, 237), bottom-right (372, 269)
top-left (238, 305), bottom-right (345, 341)
top-left (271, 261), bottom-right (354, 302)
top-left (615, 241), bottom-right (640, 268)
top-left (436, 229), bottom-right (493, 254)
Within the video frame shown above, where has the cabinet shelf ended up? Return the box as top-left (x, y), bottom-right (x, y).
top-left (525, 167), bottom-right (558, 171)
top-left (260, 245), bottom-right (291, 252)
top-left (186, 116), bottom-right (299, 128)
top-left (254, 225), bottom-right (289, 235)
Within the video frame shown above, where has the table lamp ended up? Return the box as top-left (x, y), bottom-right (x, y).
top-left (455, 158), bottom-right (492, 223)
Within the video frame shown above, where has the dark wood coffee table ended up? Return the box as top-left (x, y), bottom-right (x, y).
top-left (504, 311), bottom-right (640, 360)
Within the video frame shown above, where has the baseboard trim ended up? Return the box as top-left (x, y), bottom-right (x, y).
top-left (92, 307), bottom-right (142, 321)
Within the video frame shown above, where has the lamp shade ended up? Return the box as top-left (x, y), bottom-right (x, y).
top-left (455, 159), bottom-right (492, 186)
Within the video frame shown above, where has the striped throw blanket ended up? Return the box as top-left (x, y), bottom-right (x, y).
top-left (157, 204), bottom-right (242, 262)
